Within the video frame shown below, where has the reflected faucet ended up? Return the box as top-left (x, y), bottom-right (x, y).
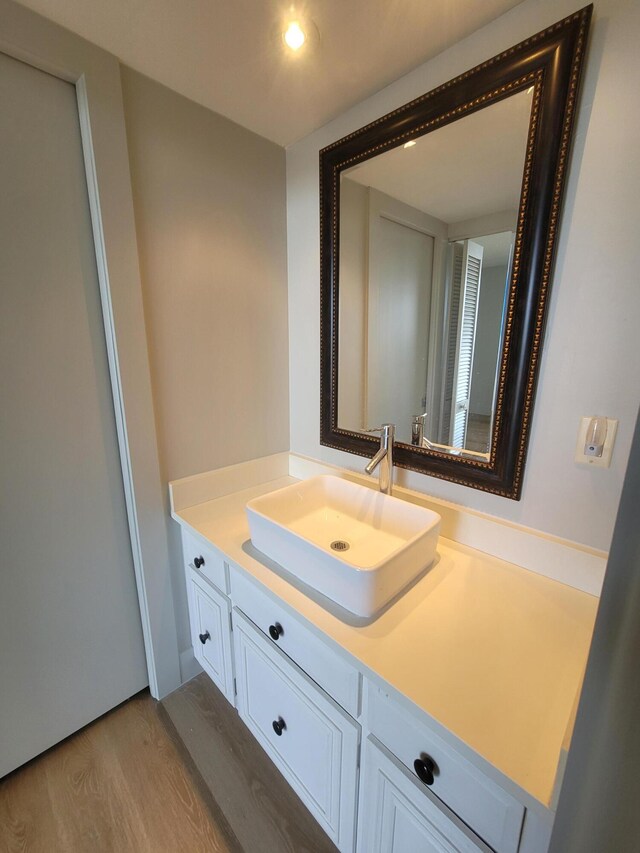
top-left (412, 412), bottom-right (439, 450)
top-left (364, 424), bottom-right (395, 495)
top-left (411, 413), bottom-right (428, 446)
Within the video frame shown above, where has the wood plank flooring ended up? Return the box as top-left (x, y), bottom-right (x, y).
top-left (0, 689), bottom-right (239, 852)
top-left (162, 673), bottom-right (338, 853)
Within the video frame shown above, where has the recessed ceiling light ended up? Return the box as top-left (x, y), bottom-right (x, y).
top-left (404, 140), bottom-right (417, 149)
top-left (275, 13), bottom-right (319, 56)
top-left (284, 21), bottom-right (306, 51)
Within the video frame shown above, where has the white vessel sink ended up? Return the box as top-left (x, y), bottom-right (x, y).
top-left (246, 475), bottom-right (441, 618)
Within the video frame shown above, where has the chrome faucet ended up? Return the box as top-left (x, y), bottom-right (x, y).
top-left (411, 413), bottom-right (428, 446)
top-left (411, 412), bottom-right (438, 450)
top-left (364, 424), bottom-right (395, 495)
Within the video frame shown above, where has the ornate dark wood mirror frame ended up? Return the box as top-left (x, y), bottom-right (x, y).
top-left (320, 6), bottom-right (592, 499)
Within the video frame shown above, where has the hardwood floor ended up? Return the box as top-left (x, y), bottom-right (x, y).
top-left (162, 673), bottom-right (338, 853)
top-left (0, 690), bottom-right (239, 852)
top-left (1, 676), bottom-right (338, 853)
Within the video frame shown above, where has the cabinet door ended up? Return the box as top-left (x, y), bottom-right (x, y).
top-left (233, 609), bottom-right (359, 853)
top-left (365, 682), bottom-right (524, 853)
top-left (357, 736), bottom-right (491, 853)
top-left (187, 569), bottom-right (234, 703)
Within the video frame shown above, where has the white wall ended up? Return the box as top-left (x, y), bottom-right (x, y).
top-left (121, 69), bottom-right (289, 653)
top-left (287, 0), bottom-right (640, 552)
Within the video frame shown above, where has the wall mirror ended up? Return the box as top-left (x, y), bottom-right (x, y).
top-left (320, 7), bottom-right (592, 499)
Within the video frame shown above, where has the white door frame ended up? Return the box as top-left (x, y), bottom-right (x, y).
top-left (0, 0), bottom-right (181, 698)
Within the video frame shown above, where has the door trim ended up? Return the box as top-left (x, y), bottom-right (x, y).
top-left (0, 0), bottom-right (181, 698)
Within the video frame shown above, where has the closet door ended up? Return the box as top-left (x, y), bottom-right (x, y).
top-left (0, 51), bottom-right (147, 777)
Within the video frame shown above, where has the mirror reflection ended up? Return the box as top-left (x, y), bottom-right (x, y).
top-left (337, 88), bottom-right (533, 455)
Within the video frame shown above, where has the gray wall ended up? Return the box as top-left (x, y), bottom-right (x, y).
top-left (550, 406), bottom-right (640, 852)
top-left (120, 68), bottom-right (289, 654)
top-left (121, 67), bottom-right (289, 483)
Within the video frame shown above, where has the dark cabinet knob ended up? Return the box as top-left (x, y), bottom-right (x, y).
top-left (198, 630), bottom-right (211, 645)
top-left (194, 556), bottom-right (205, 569)
top-left (269, 622), bottom-right (283, 641)
top-left (272, 717), bottom-right (286, 736)
top-left (414, 754), bottom-right (437, 786)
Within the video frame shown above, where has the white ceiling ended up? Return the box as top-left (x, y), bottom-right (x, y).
top-left (15, 0), bottom-right (525, 146)
top-left (345, 88), bottom-right (533, 224)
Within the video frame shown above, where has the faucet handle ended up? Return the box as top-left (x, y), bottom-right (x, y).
top-left (365, 424), bottom-right (395, 445)
top-left (365, 423), bottom-right (395, 434)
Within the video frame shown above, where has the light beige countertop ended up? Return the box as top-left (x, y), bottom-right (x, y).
top-left (172, 476), bottom-right (598, 811)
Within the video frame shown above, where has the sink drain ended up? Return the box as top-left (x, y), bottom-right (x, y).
top-left (330, 540), bottom-right (350, 552)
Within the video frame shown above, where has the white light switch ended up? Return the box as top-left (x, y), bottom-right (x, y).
top-left (575, 417), bottom-right (618, 468)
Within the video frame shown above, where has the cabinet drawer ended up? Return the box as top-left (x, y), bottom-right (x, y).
top-left (366, 682), bottom-right (524, 853)
top-left (233, 609), bottom-right (359, 853)
top-left (182, 527), bottom-right (228, 594)
top-left (187, 569), bottom-right (234, 703)
top-left (358, 736), bottom-right (491, 853)
top-left (230, 567), bottom-right (360, 717)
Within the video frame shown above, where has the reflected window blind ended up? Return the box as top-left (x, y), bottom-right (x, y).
top-left (452, 249), bottom-right (482, 447)
top-left (441, 243), bottom-right (463, 443)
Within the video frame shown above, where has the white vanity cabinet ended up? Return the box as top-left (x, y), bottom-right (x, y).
top-left (230, 566), bottom-right (361, 716)
top-left (358, 736), bottom-right (492, 852)
top-left (233, 609), bottom-right (360, 852)
top-left (186, 568), bottom-right (235, 702)
top-left (181, 529), bottom-right (235, 703)
top-left (364, 682), bottom-right (525, 853)
top-left (178, 520), bottom-right (556, 853)
top-left (181, 544), bottom-right (361, 851)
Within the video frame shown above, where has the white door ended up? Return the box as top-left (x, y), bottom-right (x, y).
top-left (0, 51), bottom-right (147, 777)
top-left (367, 215), bottom-right (434, 441)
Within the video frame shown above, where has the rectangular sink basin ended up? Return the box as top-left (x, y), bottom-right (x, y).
top-left (246, 475), bottom-right (441, 618)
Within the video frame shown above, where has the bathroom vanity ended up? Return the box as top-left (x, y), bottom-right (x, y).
top-left (163, 14), bottom-right (600, 848)
top-left (170, 459), bottom-right (598, 853)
